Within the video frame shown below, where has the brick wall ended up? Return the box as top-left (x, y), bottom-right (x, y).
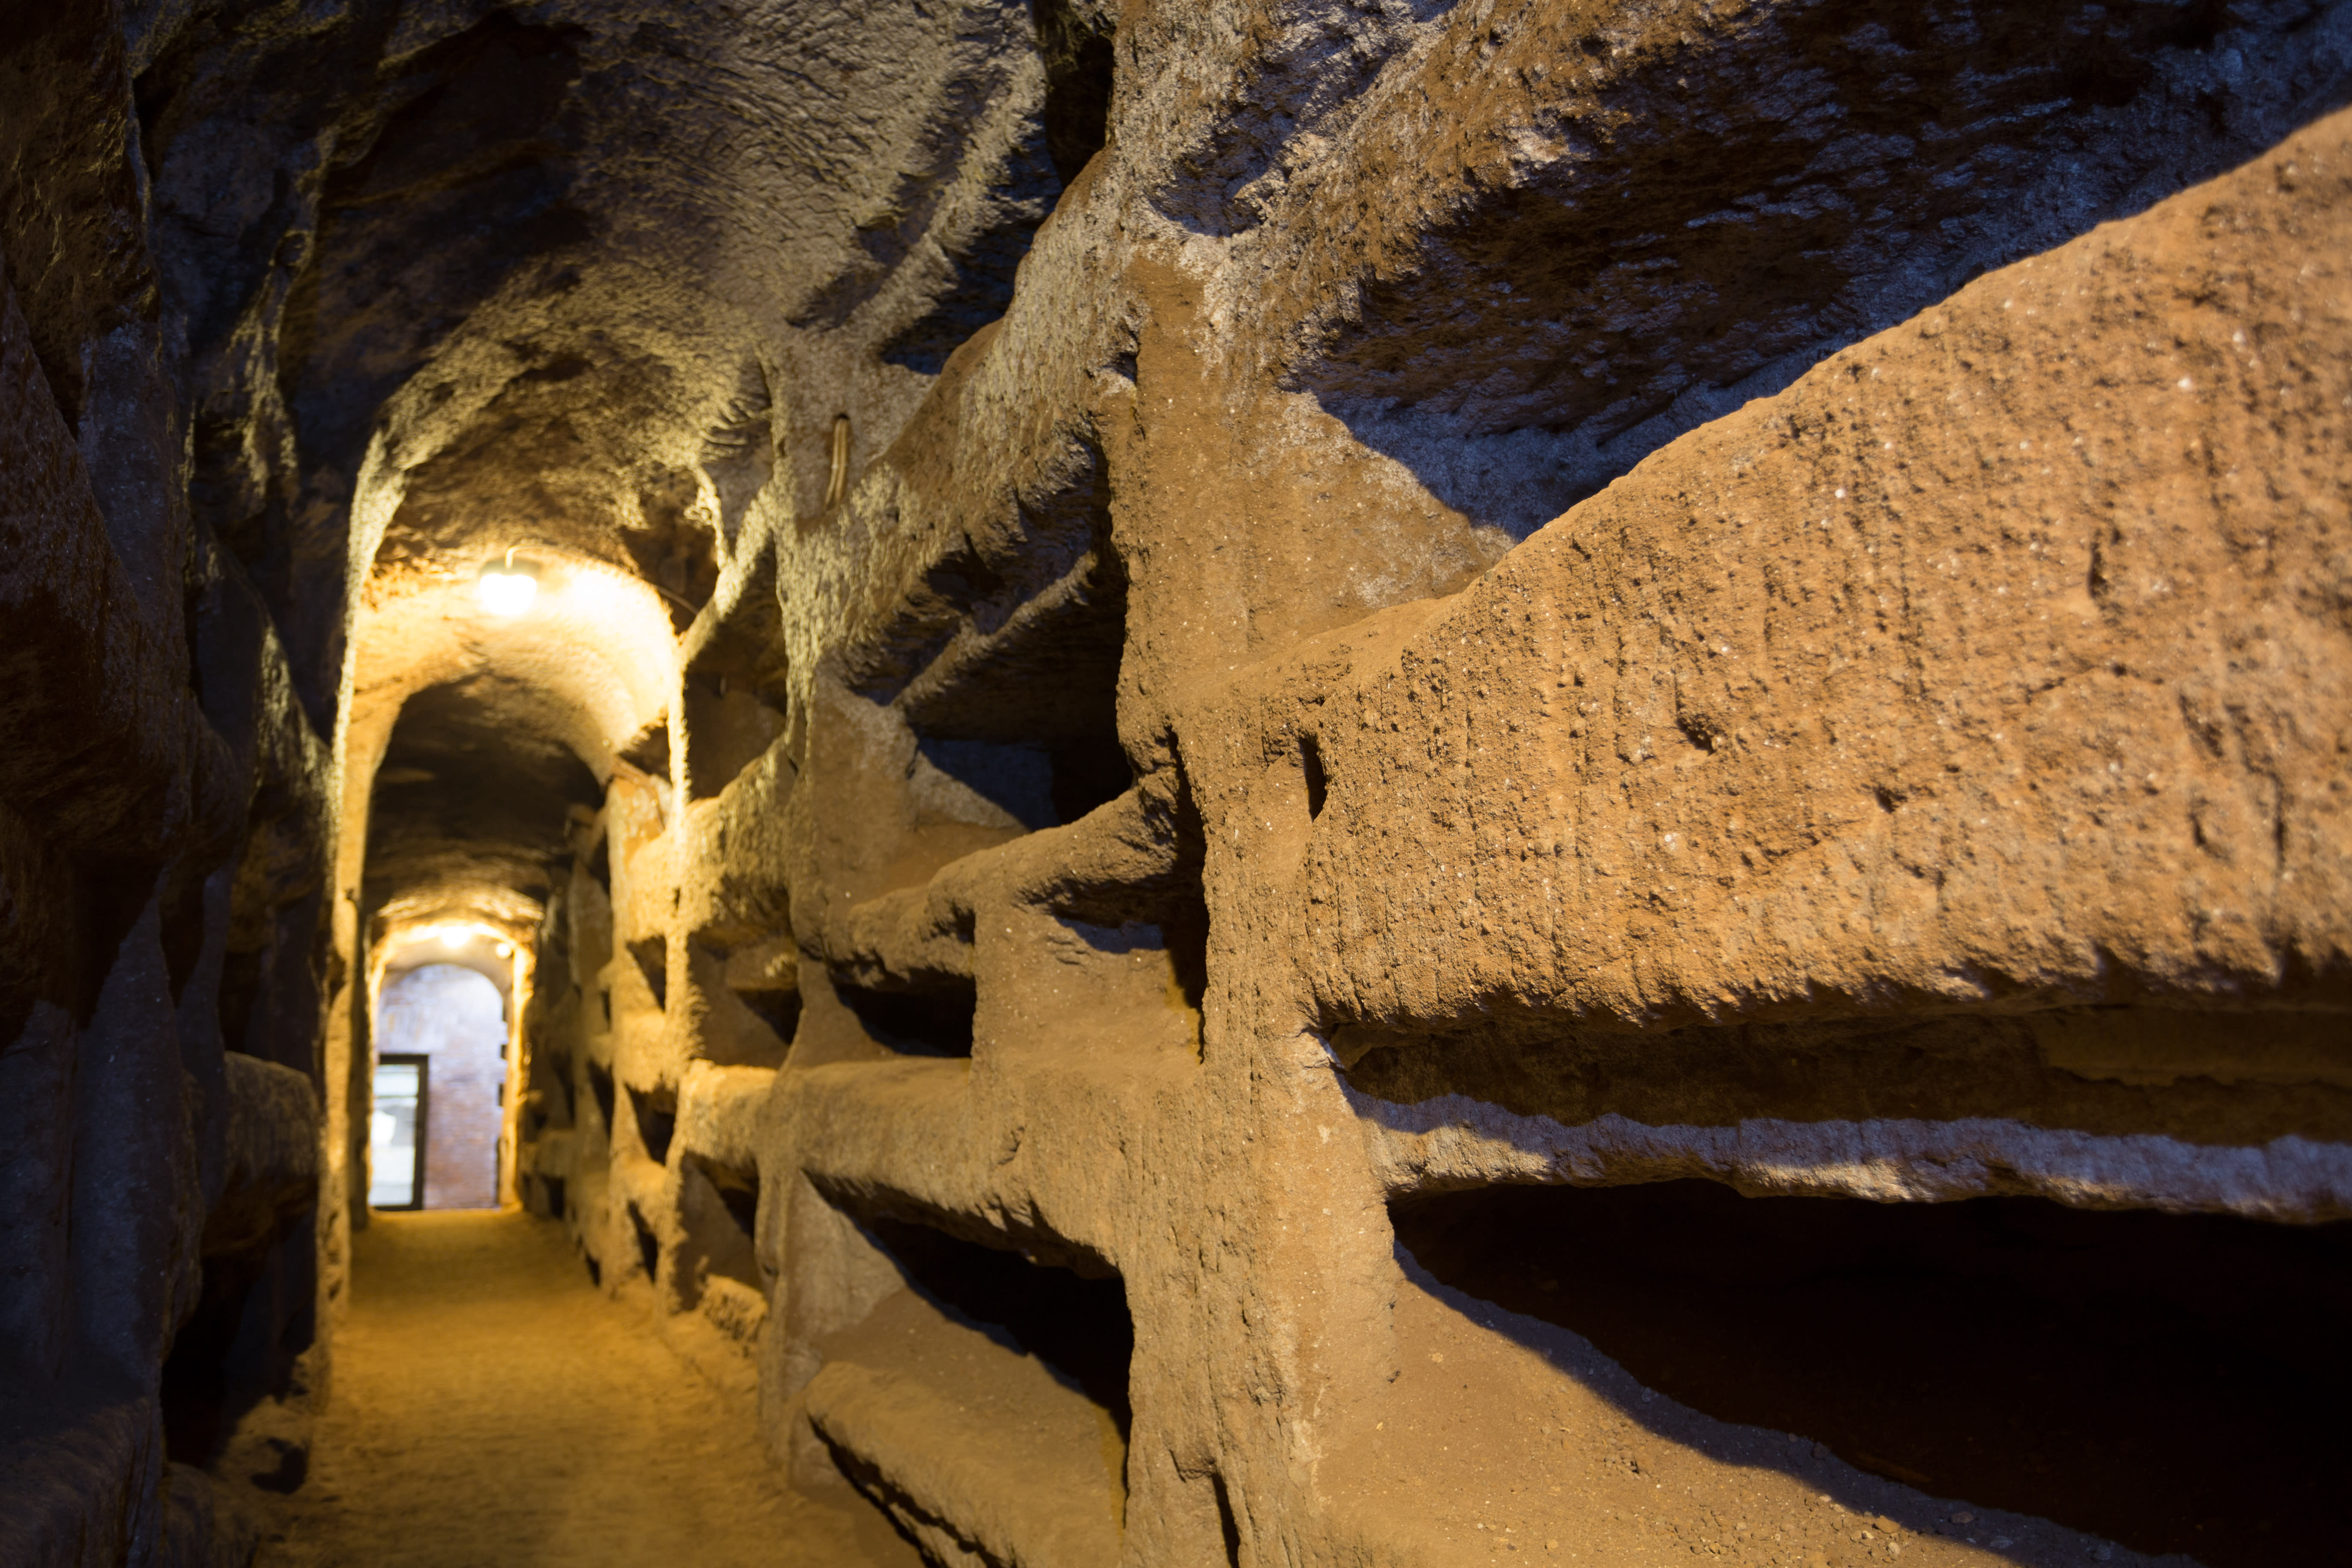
top-left (377, 964), bottom-right (508, 1210)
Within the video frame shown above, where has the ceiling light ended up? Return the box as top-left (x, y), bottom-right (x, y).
top-left (437, 925), bottom-right (468, 948)
top-left (477, 549), bottom-right (539, 616)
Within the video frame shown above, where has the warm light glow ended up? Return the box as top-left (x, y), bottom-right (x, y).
top-left (402, 921), bottom-right (504, 955)
top-left (477, 567), bottom-right (538, 617)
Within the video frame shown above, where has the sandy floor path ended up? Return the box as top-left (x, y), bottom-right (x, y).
top-left (262, 1210), bottom-right (914, 1568)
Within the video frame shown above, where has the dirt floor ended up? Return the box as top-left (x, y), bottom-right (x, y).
top-left (256, 1210), bottom-right (918, 1568)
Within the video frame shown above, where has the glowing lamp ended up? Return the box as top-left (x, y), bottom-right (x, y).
top-left (477, 550), bottom-right (539, 616)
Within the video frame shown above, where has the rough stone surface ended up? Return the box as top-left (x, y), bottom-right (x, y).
top-left (5, 3), bottom-right (2350, 1566)
top-left (0, 1), bottom-right (333, 1556)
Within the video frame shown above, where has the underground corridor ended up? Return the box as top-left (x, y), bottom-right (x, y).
top-left (4, 3), bottom-right (2351, 1567)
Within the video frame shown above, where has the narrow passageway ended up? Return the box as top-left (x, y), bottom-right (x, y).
top-left (262, 1213), bottom-right (914, 1568)
top-left (8, 5), bottom-right (2349, 1563)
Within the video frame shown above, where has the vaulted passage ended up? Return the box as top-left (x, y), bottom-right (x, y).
top-left (4, 4), bottom-right (2349, 1568)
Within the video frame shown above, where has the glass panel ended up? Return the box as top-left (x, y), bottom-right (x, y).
top-left (370, 1061), bottom-right (422, 1207)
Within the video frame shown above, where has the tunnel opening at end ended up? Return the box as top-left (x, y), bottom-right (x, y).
top-left (1389, 1179), bottom-right (2352, 1567)
top-left (370, 962), bottom-right (510, 1209)
top-left (862, 1214), bottom-right (1134, 1450)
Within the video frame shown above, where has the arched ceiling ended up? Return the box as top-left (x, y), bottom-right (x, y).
top-left (342, 557), bottom-right (678, 941)
top-left (139, 0), bottom-right (1087, 713)
top-left (129, 0), bottom-right (1108, 931)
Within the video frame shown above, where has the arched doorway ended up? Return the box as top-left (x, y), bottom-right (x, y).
top-left (369, 964), bottom-right (510, 1209)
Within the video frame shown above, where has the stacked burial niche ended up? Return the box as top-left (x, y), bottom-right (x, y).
top-left (500, 5), bottom-right (2352, 1566)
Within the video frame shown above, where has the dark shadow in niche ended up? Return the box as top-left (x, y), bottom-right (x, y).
top-left (915, 735), bottom-right (1134, 833)
top-left (1036, 0), bottom-right (1116, 183)
top-left (627, 1202), bottom-right (660, 1283)
top-left (1389, 1180), bottom-right (2352, 1568)
top-left (893, 536), bottom-right (1130, 821)
top-left (1050, 733), bottom-right (1133, 825)
top-left (682, 555), bottom-right (791, 800)
top-left (527, 1043), bottom-right (573, 1133)
top-left (159, 1215), bottom-right (317, 1468)
top-left (917, 738), bottom-right (1055, 830)
top-left (737, 985), bottom-right (801, 1052)
top-left (1299, 733), bottom-right (1327, 820)
top-left (684, 675), bottom-right (784, 800)
top-left (529, 1173), bottom-right (566, 1221)
top-left (861, 1215), bottom-right (1132, 1445)
top-left (628, 1083), bottom-right (676, 1165)
top-left (875, 138), bottom-right (1061, 376)
top-left (627, 935), bottom-right (665, 1009)
top-left (836, 977), bottom-right (976, 1059)
top-left (585, 1058), bottom-right (615, 1133)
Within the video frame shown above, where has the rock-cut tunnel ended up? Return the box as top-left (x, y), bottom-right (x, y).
top-left (4, 3), bottom-right (2351, 1567)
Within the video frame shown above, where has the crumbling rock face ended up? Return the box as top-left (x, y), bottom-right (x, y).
top-left (6, 1), bottom-right (2351, 1566)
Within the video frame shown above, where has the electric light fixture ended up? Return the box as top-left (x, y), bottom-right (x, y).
top-left (477, 548), bottom-right (539, 616)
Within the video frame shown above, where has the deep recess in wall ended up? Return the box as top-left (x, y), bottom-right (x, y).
top-left (898, 535), bottom-right (1134, 828)
top-left (835, 977), bottom-right (978, 1058)
top-left (683, 578), bottom-right (790, 800)
top-left (862, 1214), bottom-right (1134, 1450)
top-left (1036, 0), bottom-right (1117, 183)
top-left (874, 126), bottom-right (1064, 375)
top-left (688, 934), bottom-right (800, 1068)
top-left (628, 1202), bottom-right (660, 1283)
top-left (1390, 1180), bottom-right (2352, 1568)
top-left (526, 1041), bottom-right (574, 1134)
top-left (628, 1083), bottom-right (676, 1164)
top-left (684, 674), bottom-right (784, 801)
top-left (585, 1058), bottom-right (616, 1134)
top-left (159, 1223), bottom-right (317, 1468)
top-left (680, 1155), bottom-right (761, 1295)
top-left (725, 968), bottom-right (801, 1057)
top-left (1338, 1006), bottom-right (2352, 1148)
top-left (627, 935), bottom-right (665, 1009)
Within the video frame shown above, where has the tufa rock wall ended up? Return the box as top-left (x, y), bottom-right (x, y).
top-left (521, 40), bottom-right (2352, 1568)
top-left (0, 1), bottom-right (333, 1562)
top-left (4, 0), bottom-right (2349, 1565)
